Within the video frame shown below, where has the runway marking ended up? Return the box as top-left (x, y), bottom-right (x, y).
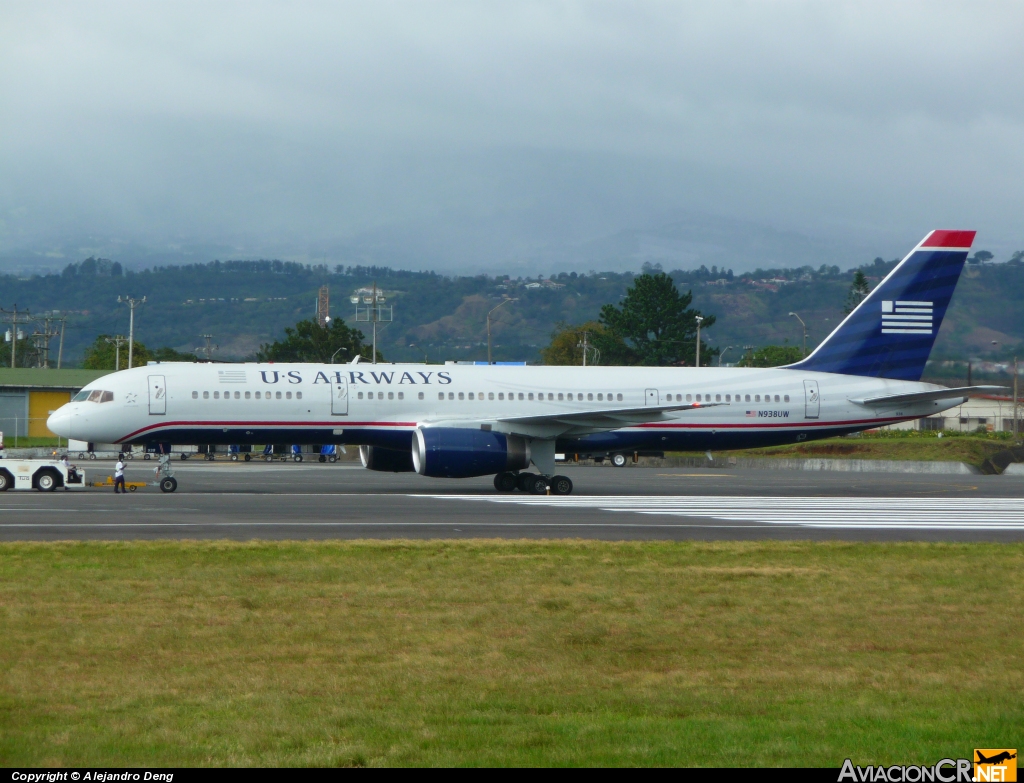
top-left (433, 495), bottom-right (1024, 530)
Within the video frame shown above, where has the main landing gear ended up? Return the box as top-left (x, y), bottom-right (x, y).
top-left (494, 471), bottom-right (573, 495)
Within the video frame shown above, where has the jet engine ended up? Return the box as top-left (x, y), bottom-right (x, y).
top-left (359, 445), bottom-right (415, 472)
top-left (412, 427), bottom-right (530, 478)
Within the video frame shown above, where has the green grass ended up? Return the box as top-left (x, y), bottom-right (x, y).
top-left (673, 433), bottom-right (1014, 468)
top-left (0, 540), bottom-right (1020, 767)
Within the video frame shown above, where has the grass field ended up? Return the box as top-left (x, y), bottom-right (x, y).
top-left (673, 433), bottom-right (1014, 468)
top-left (1, 540), bottom-right (1020, 767)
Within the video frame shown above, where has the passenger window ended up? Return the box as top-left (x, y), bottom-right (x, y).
top-left (479, 392), bottom-right (484, 400)
top-left (458, 392), bottom-right (465, 400)
top-left (548, 393), bottom-right (554, 400)
top-left (358, 392), bottom-right (364, 399)
top-left (438, 392), bottom-right (444, 400)
top-left (276, 391), bottom-right (282, 400)
top-left (488, 392), bottom-right (494, 400)
top-left (725, 394), bottom-right (730, 402)
top-left (203, 391), bottom-right (209, 399)
top-left (745, 394), bottom-right (751, 402)
top-left (286, 391), bottom-right (292, 399)
top-left (774, 395), bottom-right (780, 403)
top-left (398, 392), bottom-right (404, 400)
top-left (784, 395), bottom-right (790, 402)
top-left (755, 395), bottom-right (760, 402)
top-left (214, 391), bottom-right (220, 399)
top-left (696, 394), bottom-right (701, 402)
top-left (255, 391), bottom-right (261, 399)
top-left (518, 393), bottom-right (524, 400)
top-left (616, 393), bottom-right (623, 401)
top-left (588, 393), bottom-right (593, 401)
top-left (716, 394), bottom-right (721, 402)
top-left (528, 393), bottom-right (534, 400)
top-left (449, 392), bottom-right (454, 400)
top-left (297, 391), bottom-right (303, 400)
top-left (378, 391), bottom-right (384, 400)
top-left (192, 391), bottom-right (198, 399)
top-left (245, 391), bottom-right (251, 399)
top-left (234, 391), bottom-right (240, 400)
top-left (558, 393), bottom-right (564, 401)
top-left (418, 392), bottom-right (424, 400)
top-left (686, 394), bottom-right (692, 402)
top-left (388, 392), bottom-right (394, 400)
top-left (597, 393), bottom-right (603, 401)
top-left (498, 392), bottom-right (504, 400)
top-left (468, 392), bottom-right (474, 400)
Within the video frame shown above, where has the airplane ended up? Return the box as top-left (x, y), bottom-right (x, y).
top-left (47, 229), bottom-right (1004, 494)
top-left (976, 752), bottom-right (1016, 765)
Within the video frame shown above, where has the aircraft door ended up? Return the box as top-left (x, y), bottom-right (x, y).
top-left (331, 376), bottom-right (348, 415)
top-left (148, 375), bottom-right (166, 415)
top-left (803, 380), bottom-right (820, 419)
top-left (645, 388), bottom-right (659, 405)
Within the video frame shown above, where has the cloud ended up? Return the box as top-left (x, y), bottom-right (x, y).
top-left (1, 1), bottom-right (1022, 270)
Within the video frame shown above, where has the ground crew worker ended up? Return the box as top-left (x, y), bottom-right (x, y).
top-left (114, 457), bottom-right (126, 494)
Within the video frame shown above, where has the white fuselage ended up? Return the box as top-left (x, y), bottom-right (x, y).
top-left (48, 362), bottom-right (957, 459)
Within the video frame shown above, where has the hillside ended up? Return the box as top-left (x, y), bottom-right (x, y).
top-left (1, 257), bottom-right (1022, 370)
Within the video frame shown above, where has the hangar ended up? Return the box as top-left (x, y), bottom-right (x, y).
top-left (0, 368), bottom-right (111, 445)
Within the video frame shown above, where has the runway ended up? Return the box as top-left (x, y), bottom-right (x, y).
top-left (1, 461), bottom-right (1023, 542)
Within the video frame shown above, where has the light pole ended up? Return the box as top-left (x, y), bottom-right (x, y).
top-left (330, 345), bottom-right (348, 364)
top-left (118, 295), bottom-right (146, 368)
top-left (1015, 355), bottom-right (1019, 443)
top-left (789, 312), bottom-right (807, 356)
top-left (718, 345), bottom-right (734, 367)
top-left (695, 315), bottom-right (704, 367)
top-left (487, 298), bottom-right (517, 365)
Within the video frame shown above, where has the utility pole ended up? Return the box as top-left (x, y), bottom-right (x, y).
top-left (118, 295), bottom-right (146, 369)
top-left (789, 311), bottom-right (808, 356)
top-left (695, 315), bottom-right (704, 368)
top-left (580, 331), bottom-right (589, 367)
top-left (105, 335), bottom-right (128, 371)
top-left (317, 285), bottom-right (330, 327)
top-left (1007, 358), bottom-right (1015, 442)
top-left (1, 305), bottom-right (29, 369)
top-left (57, 316), bottom-right (66, 369)
top-left (487, 298), bottom-right (517, 365)
top-left (196, 335), bottom-right (217, 362)
top-left (352, 283), bottom-right (392, 364)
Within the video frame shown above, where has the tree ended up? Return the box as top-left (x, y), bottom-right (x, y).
top-left (540, 321), bottom-right (626, 366)
top-left (82, 335), bottom-right (151, 370)
top-left (1009, 250), bottom-right (1024, 266)
top-left (737, 345), bottom-right (805, 368)
top-left (844, 270), bottom-right (871, 314)
top-left (152, 346), bottom-right (196, 362)
top-left (256, 317), bottom-right (376, 363)
top-left (598, 272), bottom-right (716, 366)
top-left (969, 250), bottom-right (993, 265)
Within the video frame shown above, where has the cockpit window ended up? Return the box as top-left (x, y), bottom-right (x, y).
top-left (80, 390), bottom-right (115, 403)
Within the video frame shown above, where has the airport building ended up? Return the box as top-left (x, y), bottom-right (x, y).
top-left (0, 368), bottom-right (111, 445)
top-left (883, 394), bottom-right (1022, 433)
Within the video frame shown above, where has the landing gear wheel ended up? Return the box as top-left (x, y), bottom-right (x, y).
top-left (493, 472), bottom-right (518, 492)
top-left (550, 475), bottom-right (573, 495)
top-left (244, 454), bottom-right (251, 462)
top-left (528, 475), bottom-right (550, 495)
top-left (160, 477), bottom-right (177, 493)
top-left (611, 453), bottom-right (627, 468)
top-left (516, 472), bottom-right (534, 492)
top-left (318, 455), bottom-right (326, 463)
top-left (36, 472), bottom-right (57, 492)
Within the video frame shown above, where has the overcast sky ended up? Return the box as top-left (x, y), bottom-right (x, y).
top-left (1, 1), bottom-right (1022, 272)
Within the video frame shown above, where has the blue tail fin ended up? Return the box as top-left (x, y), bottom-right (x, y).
top-left (787, 230), bottom-right (975, 380)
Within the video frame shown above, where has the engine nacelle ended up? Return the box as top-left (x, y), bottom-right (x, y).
top-left (412, 427), bottom-right (530, 478)
top-left (359, 444), bottom-right (416, 472)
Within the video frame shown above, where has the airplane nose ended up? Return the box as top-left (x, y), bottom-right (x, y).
top-left (47, 405), bottom-right (72, 437)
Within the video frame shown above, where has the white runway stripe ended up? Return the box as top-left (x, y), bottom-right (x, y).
top-left (432, 495), bottom-right (1024, 530)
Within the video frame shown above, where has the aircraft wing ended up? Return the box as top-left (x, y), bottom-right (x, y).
top-left (496, 401), bottom-right (725, 428)
top-left (850, 385), bottom-right (1008, 406)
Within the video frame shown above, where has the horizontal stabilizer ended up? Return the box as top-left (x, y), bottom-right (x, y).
top-left (850, 386), bottom-right (1008, 406)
